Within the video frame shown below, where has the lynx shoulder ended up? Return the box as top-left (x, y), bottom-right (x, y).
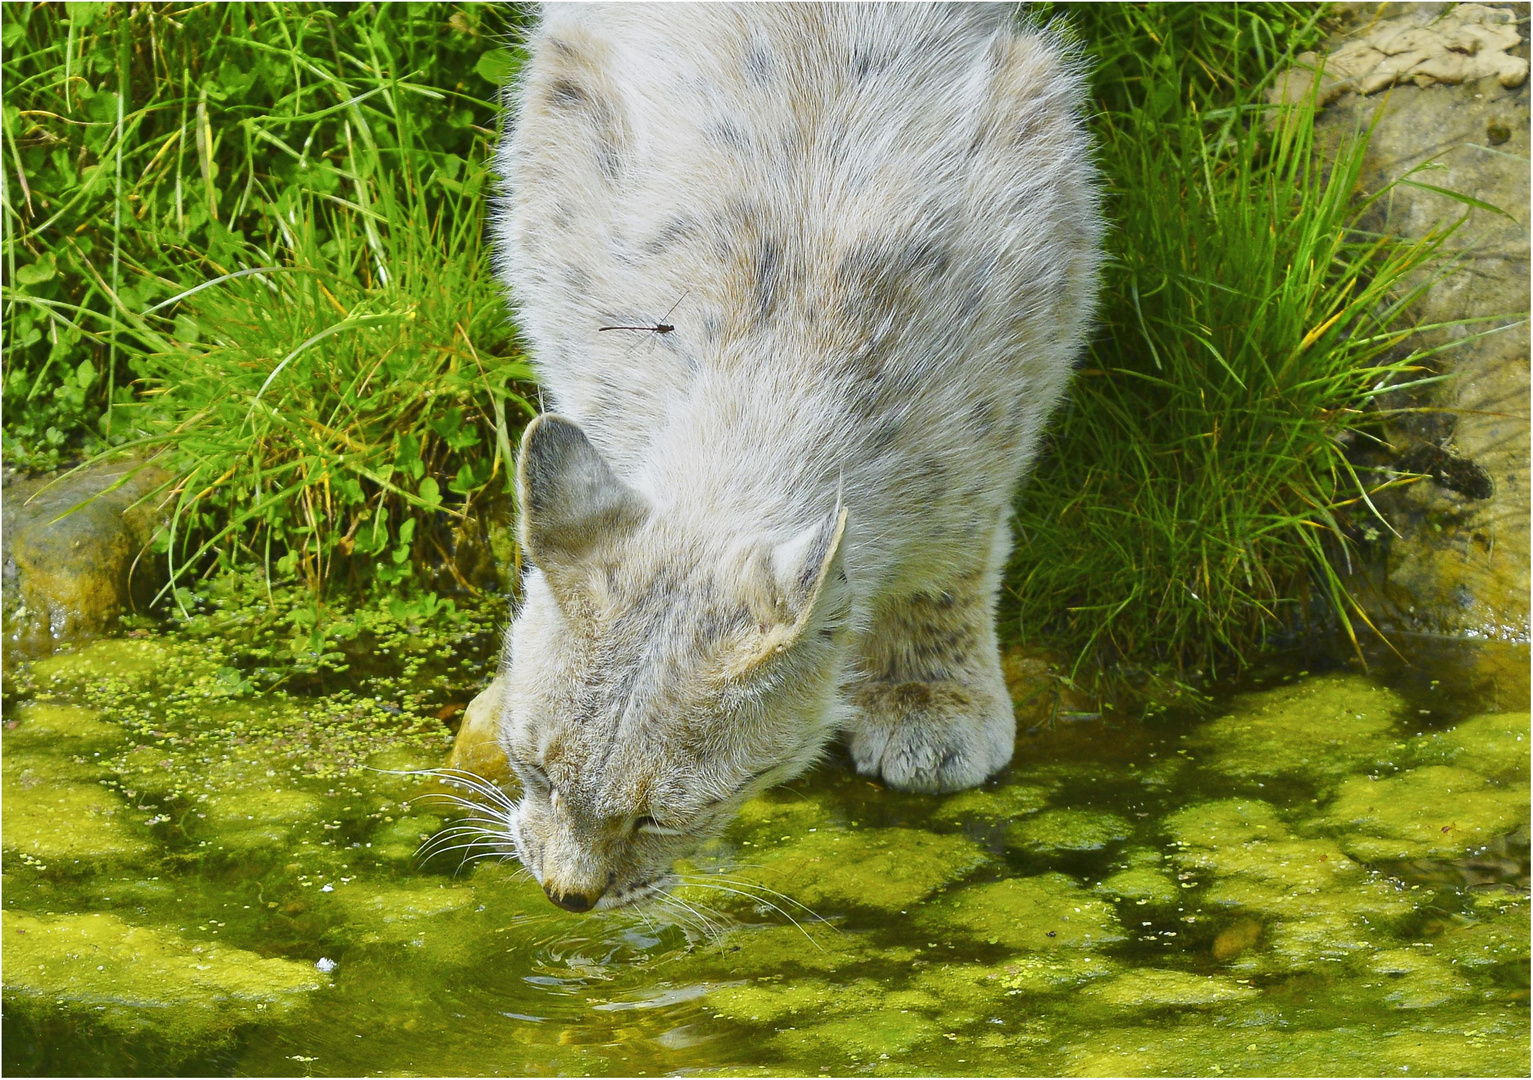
top-left (489, 2), bottom-right (1101, 912)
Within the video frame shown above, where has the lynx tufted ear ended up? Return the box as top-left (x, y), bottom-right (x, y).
top-left (727, 506), bottom-right (850, 681)
top-left (517, 415), bottom-right (649, 587)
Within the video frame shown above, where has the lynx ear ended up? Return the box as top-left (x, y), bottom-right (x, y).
top-left (728, 506), bottom-right (850, 680)
top-left (517, 414), bottom-right (648, 584)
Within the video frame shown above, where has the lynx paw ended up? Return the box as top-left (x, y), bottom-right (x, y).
top-left (847, 680), bottom-right (1014, 793)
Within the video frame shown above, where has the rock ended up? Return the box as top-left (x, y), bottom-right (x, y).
top-left (1275, 3), bottom-right (1531, 641)
top-left (1002, 645), bottom-right (1096, 728)
top-left (1270, 5), bottom-right (1529, 106)
top-left (2, 458), bottom-right (171, 654)
top-left (444, 674), bottom-right (511, 784)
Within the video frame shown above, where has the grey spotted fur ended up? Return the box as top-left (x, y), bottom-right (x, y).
top-left (490, 2), bottom-right (1100, 911)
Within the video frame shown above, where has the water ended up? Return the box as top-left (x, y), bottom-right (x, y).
top-left (2, 625), bottom-right (1527, 1077)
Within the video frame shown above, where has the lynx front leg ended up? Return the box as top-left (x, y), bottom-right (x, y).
top-left (845, 577), bottom-right (1014, 793)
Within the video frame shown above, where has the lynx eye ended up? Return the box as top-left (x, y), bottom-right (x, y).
top-left (633, 815), bottom-right (683, 837)
top-left (514, 758), bottom-right (554, 797)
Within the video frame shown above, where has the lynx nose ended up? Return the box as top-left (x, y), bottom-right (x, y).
top-left (544, 885), bottom-right (603, 913)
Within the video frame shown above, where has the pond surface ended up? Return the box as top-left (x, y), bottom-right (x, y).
top-left (2, 620), bottom-right (1528, 1077)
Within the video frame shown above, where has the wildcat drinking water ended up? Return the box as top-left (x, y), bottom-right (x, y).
top-left (489, 2), bottom-right (1100, 911)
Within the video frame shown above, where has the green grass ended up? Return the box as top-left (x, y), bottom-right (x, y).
top-left (3, 2), bottom-right (531, 606)
top-left (1008, 4), bottom-right (1472, 687)
top-left (2, 3), bottom-right (1477, 681)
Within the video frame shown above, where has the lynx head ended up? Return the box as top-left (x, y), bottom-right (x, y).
top-left (498, 415), bottom-right (852, 911)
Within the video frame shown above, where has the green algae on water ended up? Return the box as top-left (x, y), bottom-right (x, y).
top-left (1408, 711), bottom-right (1531, 783)
top-left (740, 826), bottom-right (987, 914)
top-left (2, 910), bottom-right (327, 1045)
top-left (929, 779), bottom-right (1053, 826)
top-left (1006, 808), bottom-right (1131, 854)
top-left (1321, 765), bottom-right (1527, 862)
top-left (3, 613), bottom-right (1528, 1076)
top-left (1195, 673), bottom-right (1405, 785)
top-left (926, 872), bottom-right (1127, 951)
top-left (1082, 967), bottom-right (1258, 1009)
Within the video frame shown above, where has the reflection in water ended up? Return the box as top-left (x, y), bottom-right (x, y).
top-left (1, 631), bottom-right (1528, 1076)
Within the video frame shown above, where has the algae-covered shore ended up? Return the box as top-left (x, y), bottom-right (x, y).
top-left (4, 629), bottom-right (1526, 1076)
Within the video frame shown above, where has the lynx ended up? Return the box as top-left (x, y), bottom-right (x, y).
top-left (487, 2), bottom-right (1100, 912)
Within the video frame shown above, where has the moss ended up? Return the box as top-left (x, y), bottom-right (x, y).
top-left (1408, 711), bottom-right (1530, 783)
top-left (1321, 765), bottom-right (1527, 861)
top-left (1082, 968), bottom-right (1259, 1008)
top-left (929, 781), bottom-right (1053, 826)
top-left (925, 873), bottom-right (1126, 951)
top-left (2, 910), bottom-right (326, 1046)
top-left (1194, 674), bottom-right (1404, 785)
top-left (1006, 808), bottom-right (1131, 854)
top-left (742, 827), bottom-right (987, 914)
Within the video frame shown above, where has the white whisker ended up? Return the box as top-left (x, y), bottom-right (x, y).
top-left (695, 874), bottom-right (836, 928)
top-left (679, 879), bottom-right (825, 951)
